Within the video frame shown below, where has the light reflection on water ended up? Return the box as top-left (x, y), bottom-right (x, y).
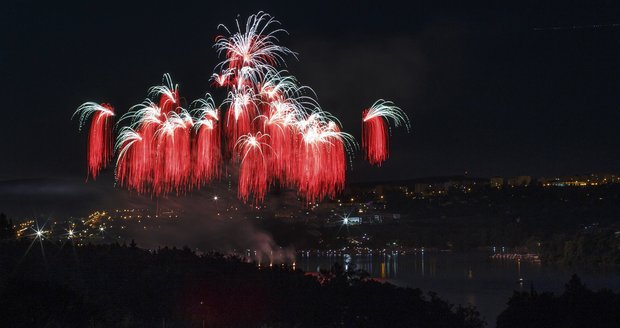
top-left (297, 251), bottom-right (620, 327)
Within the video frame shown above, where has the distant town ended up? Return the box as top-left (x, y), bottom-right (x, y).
top-left (3, 172), bottom-right (618, 267)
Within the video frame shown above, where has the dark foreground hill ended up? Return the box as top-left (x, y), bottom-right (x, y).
top-left (0, 239), bottom-right (483, 328)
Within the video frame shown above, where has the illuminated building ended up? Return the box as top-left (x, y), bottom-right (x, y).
top-left (507, 176), bottom-right (531, 187)
top-left (489, 177), bottom-right (504, 189)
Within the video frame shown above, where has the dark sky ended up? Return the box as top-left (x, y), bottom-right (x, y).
top-left (2, 0), bottom-right (620, 184)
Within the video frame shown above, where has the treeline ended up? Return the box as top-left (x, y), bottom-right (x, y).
top-left (0, 239), bottom-right (483, 328)
top-left (533, 230), bottom-right (620, 268)
top-left (0, 212), bottom-right (16, 240)
top-left (497, 275), bottom-right (620, 328)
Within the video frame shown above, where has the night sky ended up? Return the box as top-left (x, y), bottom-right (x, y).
top-left (2, 1), bottom-right (620, 184)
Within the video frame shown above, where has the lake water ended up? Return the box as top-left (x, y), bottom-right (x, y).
top-left (296, 251), bottom-right (620, 327)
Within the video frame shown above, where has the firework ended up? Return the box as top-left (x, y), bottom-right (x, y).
top-left (75, 12), bottom-right (406, 205)
top-left (295, 111), bottom-right (356, 203)
top-left (236, 132), bottom-right (271, 203)
top-left (192, 95), bottom-right (221, 184)
top-left (149, 73), bottom-right (179, 113)
top-left (115, 74), bottom-right (196, 195)
top-left (214, 11), bottom-right (296, 72)
top-left (362, 100), bottom-right (410, 166)
top-left (73, 102), bottom-right (115, 179)
top-left (214, 12), bottom-right (296, 157)
top-left (223, 87), bottom-right (257, 155)
top-left (153, 109), bottom-right (193, 194)
top-left (115, 126), bottom-right (145, 191)
top-left (211, 71), bottom-right (232, 87)
top-left (256, 71), bottom-right (305, 185)
top-left (261, 99), bottom-right (298, 185)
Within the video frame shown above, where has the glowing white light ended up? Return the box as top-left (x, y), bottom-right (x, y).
top-left (362, 99), bottom-right (410, 131)
top-left (213, 196), bottom-right (218, 200)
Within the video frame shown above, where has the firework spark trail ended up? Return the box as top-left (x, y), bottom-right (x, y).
top-left (362, 100), bottom-right (410, 166)
top-left (214, 11), bottom-right (296, 72)
top-left (223, 87), bottom-right (257, 156)
top-left (257, 74), bottom-right (304, 186)
top-left (115, 126), bottom-right (145, 191)
top-left (75, 12), bottom-right (407, 205)
top-left (236, 132), bottom-right (271, 203)
top-left (214, 12), bottom-right (296, 159)
top-left (324, 121), bottom-right (348, 198)
top-left (115, 120), bottom-right (159, 193)
top-left (192, 95), bottom-right (221, 185)
top-left (150, 74), bottom-right (180, 113)
top-left (115, 75), bottom-right (195, 195)
top-left (73, 102), bottom-right (115, 179)
top-left (211, 71), bottom-right (232, 87)
top-left (212, 11), bottom-right (357, 203)
top-left (153, 110), bottom-right (194, 194)
top-left (262, 101), bottom-right (297, 186)
top-left (295, 112), bottom-right (355, 203)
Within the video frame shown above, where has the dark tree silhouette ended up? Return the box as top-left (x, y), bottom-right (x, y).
top-left (497, 274), bottom-right (620, 328)
top-left (0, 240), bottom-right (485, 328)
top-left (0, 213), bottom-right (16, 240)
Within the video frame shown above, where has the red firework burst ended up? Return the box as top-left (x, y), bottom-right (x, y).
top-left (73, 102), bottom-right (115, 179)
top-left (75, 13), bottom-right (409, 206)
top-left (362, 100), bottom-right (410, 166)
top-left (236, 132), bottom-right (271, 204)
